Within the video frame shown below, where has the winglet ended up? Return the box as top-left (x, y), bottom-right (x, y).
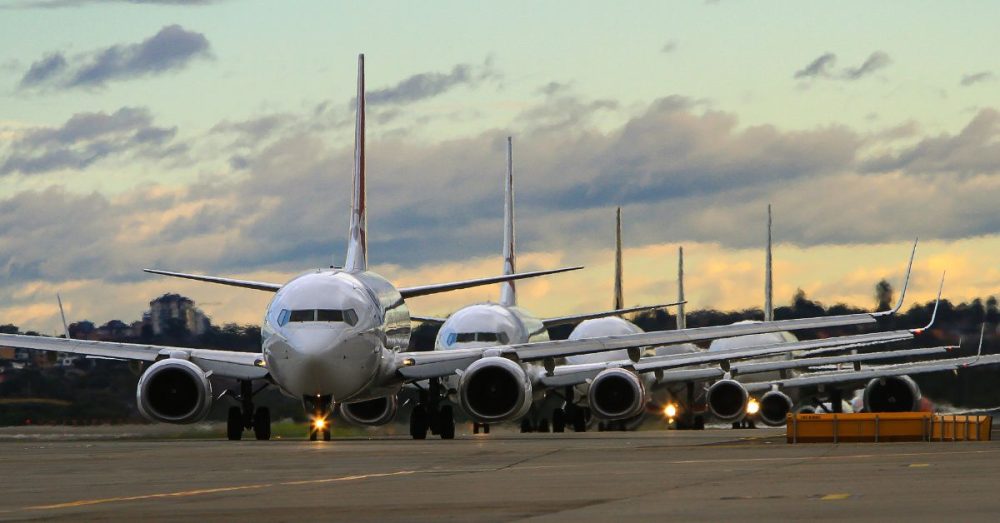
top-left (344, 53), bottom-right (368, 272)
top-left (613, 207), bottom-right (624, 310)
top-left (911, 270), bottom-right (944, 334)
top-left (500, 136), bottom-right (517, 307)
top-left (56, 293), bottom-right (70, 339)
top-left (964, 323), bottom-right (985, 367)
top-left (676, 246), bottom-right (686, 330)
top-left (874, 237), bottom-right (917, 316)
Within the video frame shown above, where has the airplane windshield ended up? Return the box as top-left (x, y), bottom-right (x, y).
top-left (278, 309), bottom-right (358, 326)
top-left (445, 331), bottom-right (510, 346)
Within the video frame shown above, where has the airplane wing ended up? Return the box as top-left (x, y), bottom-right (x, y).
top-left (396, 266), bottom-right (582, 298)
top-left (143, 269), bottom-right (283, 291)
top-left (0, 334), bottom-right (267, 381)
top-left (537, 330), bottom-right (916, 388)
top-left (541, 301), bottom-right (686, 328)
top-left (395, 312), bottom-right (897, 381)
top-left (744, 353), bottom-right (1000, 394)
top-left (143, 266), bottom-right (584, 298)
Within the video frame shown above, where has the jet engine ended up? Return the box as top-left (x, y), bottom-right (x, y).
top-left (758, 390), bottom-right (793, 426)
top-left (136, 358), bottom-right (213, 424)
top-left (706, 379), bottom-right (749, 421)
top-left (863, 375), bottom-right (921, 412)
top-left (339, 395), bottom-right (398, 426)
top-left (588, 368), bottom-right (646, 420)
top-left (458, 356), bottom-right (532, 422)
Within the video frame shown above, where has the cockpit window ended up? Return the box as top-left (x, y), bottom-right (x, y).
top-left (445, 331), bottom-right (509, 346)
top-left (279, 309), bottom-right (358, 326)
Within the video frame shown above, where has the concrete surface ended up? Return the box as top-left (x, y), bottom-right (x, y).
top-left (1, 428), bottom-right (998, 521)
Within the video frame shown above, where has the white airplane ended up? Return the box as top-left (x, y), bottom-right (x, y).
top-left (557, 210), bottom-right (699, 432)
top-left (0, 55), bottom-right (923, 441)
top-left (407, 139), bottom-right (683, 438)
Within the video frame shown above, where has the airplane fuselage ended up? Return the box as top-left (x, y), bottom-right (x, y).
top-left (262, 269), bottom-right (410, 401)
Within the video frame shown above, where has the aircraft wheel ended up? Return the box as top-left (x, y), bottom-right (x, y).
top-left (520, 418), bottom-right (533, 433)
top-left (483, 423), bottom-right (490, 434)
top-left (572, 408), bottom-right (587, 432)
top-left (410, 405), bottom-right (428, 440)
top-left (538, 418), bottom-right (550, 433)
top-left (253, 407), bottom-right (271, 440)
top-left (472, 422), bottom-right (480, 434)
top-left (694, 416), bottom-right (705, 430)
top-left (322, 428), bottom-right (331, 441)
top-left (439, 406), bottom-right (455, 440)
top-left (552, 408), bottom-right (566, 433)
top-left (226, 407), bottom-right (243, 441)
top-left (309, 428), bottom-right (318, 441)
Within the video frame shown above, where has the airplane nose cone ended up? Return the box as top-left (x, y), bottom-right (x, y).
top-left (268, 329), bottom-right (380, 401)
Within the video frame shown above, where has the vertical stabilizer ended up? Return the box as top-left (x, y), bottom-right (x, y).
top-left (613, 207), bottom-right (624, 310)
top-left (499, 136), bottom-right (517, 307)
top-left (677, 246), bottom-right (686, 330)
top-left (344, 54), bottom-right (368, 272)
top-left (764, 204), bottom-right (774, 321)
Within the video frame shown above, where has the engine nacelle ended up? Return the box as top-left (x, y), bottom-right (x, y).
top-left (459, 356), bottom-right (532, 422)
top-left (588, 368), bottom-right (646, 420)
top-left (136, 358), bottom-right (213, 424)
top-left (339, 395), bottom-right (398, 426)
top-left (863, 375), bottom-right (921, 412)
top-left (707, 379), bottom-right (748, 421)
top-left (758, 390), bottom-right (793, 426)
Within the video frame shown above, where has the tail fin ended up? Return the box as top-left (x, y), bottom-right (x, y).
top-left (344, 54), bottom-right (367, 272)
top-left (764, 204), bottom-right (774, 322)
top-left (500, 136), bottom-right (517, 306)
top-left (613, 207), bottom-right (624, 310)
top-left (677, 246), bottom-right (686, 330)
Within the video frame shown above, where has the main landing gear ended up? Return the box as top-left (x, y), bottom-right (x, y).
top-left (226, 380), bottom-right (271, 441)
top-left (410, 378), bottom-right (455, 440)
top-left (551, 387), bottom-right (588, 433)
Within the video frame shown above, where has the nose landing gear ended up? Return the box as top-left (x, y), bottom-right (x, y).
top-left (304, 394), bottom-right (333, 441)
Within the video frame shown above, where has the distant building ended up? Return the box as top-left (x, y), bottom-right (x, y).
top-left (148, 294), bottom-right (210, 336)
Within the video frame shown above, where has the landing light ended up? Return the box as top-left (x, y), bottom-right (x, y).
top-left (664, 404), bottom-right (678, 419)
top-left (313, 418), bottom-right (327, 430)
top-left (746, 398), bottom-right (760, 416)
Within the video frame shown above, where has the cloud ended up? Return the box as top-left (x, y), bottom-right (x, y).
top-left (4, 89), bottom-right (1000, 332)
top-left (794, 52), bottom-right (837, 79)
top-left (18, 53), bottom-right (67, 88)
top-left (0, 106), bottom-right (185, 175)
top-left (862, 108), bottom-right (1000, 175)
top-left (363, 57), bottom-right (501, 106)
top-left (794, 51), bottom-right (891, 81)
top-left (18, 25), bottom-right (210, 89)
top-left (843, 51), bottom-right (892, 80)
top-left (961, 71), bottom-right (995, 86)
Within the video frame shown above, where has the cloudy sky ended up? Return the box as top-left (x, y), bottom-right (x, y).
top-left (2, 0), bottom-right (999, 333)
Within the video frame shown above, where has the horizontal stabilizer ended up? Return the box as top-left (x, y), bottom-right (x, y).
top-left (143, 269), bottom-right (282, 292)
top-left (410, 315), bottom-right (447, 325)
top-left (398, 266), bottom-right (582, 299)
